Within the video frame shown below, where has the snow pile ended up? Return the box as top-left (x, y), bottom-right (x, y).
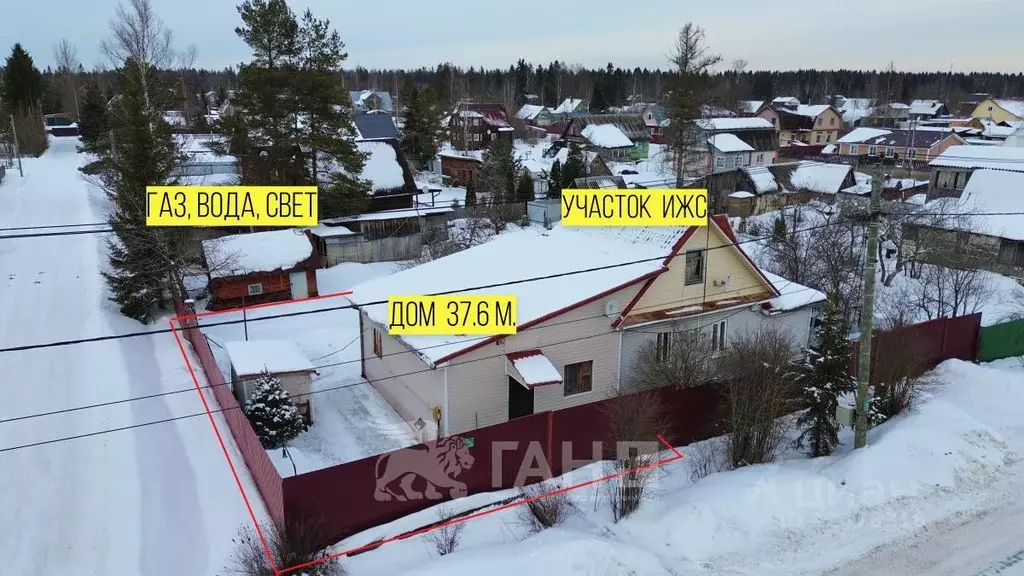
top-left (224, 339), bottom-right (314, 377)
top-left (357, 141), bottom-right (406, 191)
top-left (763, 270), bottom-right (826, 311)
top-left (581, 124), bottom-right (632, 148)
top-left (920, 169), bottom-right (1024, 241)
top-left (929, 145), bottom-right (1024, 172)
top-left (203, 229), bottom-right (313, 279)
top-left (708, 133), bottom-right (754, 153)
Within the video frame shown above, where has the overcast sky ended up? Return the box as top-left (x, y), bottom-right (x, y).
top-left (4, 0), bottom-right (1023, 74)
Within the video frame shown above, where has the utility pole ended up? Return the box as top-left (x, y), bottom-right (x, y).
top-left (9, 115), bottom-right (23, 177)
top-left (854, 164), bottom-right (884, 449)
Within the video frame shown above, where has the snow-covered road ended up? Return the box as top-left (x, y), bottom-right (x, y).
top-left (0, 138), bottom-right (262, 575)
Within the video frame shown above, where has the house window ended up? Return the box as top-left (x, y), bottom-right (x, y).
top-left (372, 329), bottom-right (383, 358)
top-left (711, 320), bottom-right (728, 353)
top-left (937, 170), bottom-right (956, 189)
top-left (247, 283), bottom-right (263, 296)
top-left (826, 133), bottom-right (833, 142)
top-left (998, 239), bottom-right (1024, 267)
top-left (816, 118), bottom-right (822, 126)
top-left (756, 153), bottom-right (764, 163)
top-left (851, 145), bottom-right (859, 154)
top-left (685, 250), bottom-right (705, 285)
top-left (830, 117), bottom-right (836, 126)
top-left (474, 133), bottom-right (481, 142)
top-left (908, 148), bottom-right (917, 159)
top-left (733, 155), bottom-right (743, 167)
top-left (472, 118), bottom-right (480, 126)
top-left (656, 332), bottom-right (672, 362)
top-left (886, 147), bottom-right (894, 157)
top-left (868, 146), bottom-right (877, 155)
top-left (716, 157), bottom-right (725, 168)
top-left (816, 134), bottom-right (822, 143)
top-left (563, 361), bottom-right (593, 396)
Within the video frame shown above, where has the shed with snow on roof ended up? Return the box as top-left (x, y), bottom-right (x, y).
top-left (225, 339), bottom-right (316, 424)
top-left (201, 229), bottom-right (320, 310)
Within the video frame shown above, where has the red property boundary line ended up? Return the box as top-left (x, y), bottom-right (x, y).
top-left (169, 292), bottom-right (685, 576)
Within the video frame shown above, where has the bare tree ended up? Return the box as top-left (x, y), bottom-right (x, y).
top-left (423, 506), bottom-right (465, 556)
top-left (101, 0), bottom-right (178, 122)
top-left (225, 517), bottom-right (345, 576)
top-left (868, 331), bottom-right (937, 424)
top-left (666, 22), bottom-right (722, 185)
top-left (515, 483), bottom-right (574, 534)
top-left (602, 381), bottom-right (672, 521)
top-left (717, 326), bottom-right (799, 469)
top-left (630, 328), bottom-right (716, 391)
top-left (53, 39), bottom-right (82, 117)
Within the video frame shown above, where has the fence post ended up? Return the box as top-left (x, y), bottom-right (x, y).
top-left (545, 411), bottom-right (554, 477)
top-left (940, 317), bottom-right (950, 360)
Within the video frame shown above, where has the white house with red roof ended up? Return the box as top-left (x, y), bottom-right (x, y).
top-left (345, 217), bottom-right (825, 439)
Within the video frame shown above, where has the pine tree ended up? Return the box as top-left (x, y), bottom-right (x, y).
top-left (561, 143), bottom-right (586, 189)
top-left (794, 294), bottom-right (855, 457)
top-left (516, 169), bottom-right (535, 201)
top-left (2, 43), bottom-right (43, 112)
top-left (77, 81), bottom-right (109, 147)
top-left (772, 215), bottom-right (787, 242)
top-left (479, 136), bottom-right (519, 205)
top-left (400, 82), bottom-right (443, 171)
top-left (99, 59), bottom-right (188, 322)
top-left (548, 159), bottom-right (562, 198)
top-left (590, 81), bottom-right (608, 113)
top-left (464, 179), bottom-right (477, 207)
top-left (244, 369), bottom-right (309, 449)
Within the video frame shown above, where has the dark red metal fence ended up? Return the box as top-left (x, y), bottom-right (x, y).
top-left (848, 313), bottom-right (981, 382)
top-left (173, 301), bottom-right (285, 526)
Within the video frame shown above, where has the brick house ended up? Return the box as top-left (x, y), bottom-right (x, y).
top-left (757, 104), bottom-right (843, 146)
top-left (449, 103), bottom-right (514, 151)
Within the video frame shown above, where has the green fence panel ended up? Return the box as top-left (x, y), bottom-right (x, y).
top-left (978, 318), bottom-right (1024, 362)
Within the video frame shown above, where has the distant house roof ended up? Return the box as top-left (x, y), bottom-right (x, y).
top-left (928, 145), bottom-right (1024, 173)
top-left (772, 96), bottom-right (800, 106)
top-left (738, 100), bottom-right (765, 114)
top-left (350, 90), bottom-right (393, 111)
top-left (567, 113), bottom-right (650, 142)
top-left (775, 108), bottom-right (815, 131)
top-left (516, 104), bottom-right (547, 121)
top-left (837, 127), bottom-right (893, 143)
top-left (992, 99), bottom-right (1024, 118)
top-left (909, 99), bottom-right (945, 116)
top-left (582, 124), bottom-right (632, 148)
top-left (695, 117), bottom-right (774, 131)
top-left (225, 340), bottom-right (315, 377)
top-left (701, 104), bottom-right (737, 118)
top-left (645, 103), bottom-right (668, 123)
top-left (356, 140), bottom-right (418, 196)
top-left (203, 230), bottom-right (314, 280)
top-left (850, 129), bottom-right (964, 149)
top-left (552, 98), bottom-right (586, 114)
top-left (459, 103), bottom-right (512, 129)
top-left (708, 133), bottom-right (754, 153)
top-left (920, 169), bottom-right (1024, 241)
top-left (741, 161), bottom-right (854, 196)
top-left (792, 104), bottom-right (833, 118)
top-left (353, 113), bottom-right (399, 141)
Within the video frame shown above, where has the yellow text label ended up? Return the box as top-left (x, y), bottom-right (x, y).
top-left (145, 186), bottom-right (318, 227)
top-left (560, 189), bottom-right (708, 227)
top-left (387, 295), bottom-right (518, 336)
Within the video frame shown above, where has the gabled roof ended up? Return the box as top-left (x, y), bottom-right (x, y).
top-left (696, 117), bottom-right (774, 131)
top-left (572, 175), bottom-right (628, 189)
top-left (516, 104), bottom-right (548, 121)
top-left (709, 133), bottom-right (754, 153)
top-left (353, 112), bottom-right (399, 141)
top-left (459, 103), bottom-right (512, 129)
top-left (203, 230), bottom-right (314, 279)
top-left (742, 161), bottom-right (854, 196)
top-left (350, 90), bottom-right (393, 111)
top-left (582, 124), bottom-right (632, 148)
top-left (919, 169), bottom-right (1024, 241)
top-left (738, 100), bottom-right (765, 114)
top-left (849, 129), bottom-right (964, 149)
top-left (992, 99), bottom-right (1024, 118)
top-left (567, 113), bottom-right (649, 142)
top-left (355, 140), bottom-right (418, 196)
top-left (225, 340), bottom-right (315, 377)
top-left (909, 99), bottom-right (945, 115)
top-left (837, 127), bottom-right (892, 143)
top-left (552, 98), bottom-right (586, 114)
top-left (928, 145), bottom-right (1024, 173)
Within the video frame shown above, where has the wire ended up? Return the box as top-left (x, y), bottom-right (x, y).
top-left (0, 216), bottom-right (852, 354)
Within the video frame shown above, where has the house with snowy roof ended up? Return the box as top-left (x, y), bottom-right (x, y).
top-left (551, 97), bottom-right (588, 115)
top-left (756, 104), bottom-right (843, 146)
top-left (908, 100), bottom-right (949, 121)
top-left (345, 219), bottom-right (825, 438)
top-left (836, 127), bottom-right (965, 171)
top-left (350, 90), bottom-right (393, 113)
top-left (831, 96), bottom-right (875, 127)
top-left (970, 97), bottom-right (1024, 123)
top-left (353, 112), bottom-right (400, 142)
top-left (353, 140), bottom-right (419, 211)
top-left (726, 160), bottom-right (859, 214)
top-left (737, 100), bottom-right (765, 117)
top-left (642, 104), bottom-right (670, 143)
top-left (906, 169), bottom-right (1024, 279)
top-left (449, 103), bottom-right (514, 151)
top-left (562, 113), bottom-right (650, 160)
top-left (515, 104), bottom-right (557, 127)
top-left (926, 145), bottom-right (1024, 200)
top-left (201, 229), bottom-right (320, 310)
top-left (862, 102), bottom-right (910, 128)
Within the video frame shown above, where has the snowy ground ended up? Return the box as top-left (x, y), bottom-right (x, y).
top-left (198, 261), bottom-right (417, 476)
top-left (321, 359), bottom-right (1024, 576)
top-left (0, 137), bottom-right (263, 575)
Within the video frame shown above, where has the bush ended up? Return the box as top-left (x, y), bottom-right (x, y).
top-left (688, 437), bottom-right (727, 483)
top-left (423, 506), bottom-right (464, 556)
top-left (224, 517), bottom-right (344, 576)
top-left (515, 483), bottom-right (574, 534)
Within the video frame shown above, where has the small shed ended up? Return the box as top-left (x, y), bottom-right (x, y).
top-left (202, 229), bottom-right (320, 310)
top-left (224, 340), bottom-right (315, 424)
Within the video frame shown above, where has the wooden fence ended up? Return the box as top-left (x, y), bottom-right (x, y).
top-left (978, 318), bottom-right (1024, 362)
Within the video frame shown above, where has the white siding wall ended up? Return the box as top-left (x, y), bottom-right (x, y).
top-left (619, 306), bottom-right (818, 388)
top-left (361, 312), bottom-right (446, 441)
top-left (444, 283), bottom-right (644, 435)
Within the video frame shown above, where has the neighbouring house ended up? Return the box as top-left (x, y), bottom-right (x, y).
top-left (551, 97), bottom-right (588, 116)
top-left (580, 123), bottom-right (635, 160)
top-left (353, 140), bottom-right (420, 211)
top-left (346, 219), bottom-right (824, 438)
top-left (737, 100), bottom-right (765, 117)
top-left (171, 134), bottom-right (239, 183)
top-left (571, 175), bottom-right (629, 189)
top-left (832, 96), bottom-right (875, 127)
top-left (1003, 125), bottom-right (1024, 147)
top-left (926, 145), bottom-right (1024, 200)
top-left (449, 103), bottom-right (514, 151)
top-left (224, 340), bottom-right (316, 424)
top-left (723, 160), bottom-right (859, 214)
top-left (438, 147), bottom-right (483, 187)
top-left (562, 113), bottom-right (651, 160)
top-left (757, 104), bottom-right (843, 146)
top-left (309, 206), bottom-right (453, 265)
top-left (350, 90), bottom-right (394, 113)
top-left (908, 100), bottom-right (949, 121)
top-left (862, 103), bottom-right (910, 128)
top-left (955, 93), bottom-right (991, 117)
top-left (772, 96), bottom-right (801, 108)
top-left (707, 134), bottom-right (756, 173)
top-left (970, 97), bottom-right (1024, 123)
top-left (516, 104), bottom-right (557, 127)
top-left (835, 127), bottom-right (966, 171)
top-left (690, 118), bottom-right (778, 207)
top-left (202, 229), bottom-right (321, 310)
top-left (642, 104), bottom-right (670, 144)
top-left (906, 169), bottom-right (1024, 279)
top-left (353, 112), bottom-right (400, 142)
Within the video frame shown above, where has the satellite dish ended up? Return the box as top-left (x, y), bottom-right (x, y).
top-left (604, 299), bottom-right (620, 318)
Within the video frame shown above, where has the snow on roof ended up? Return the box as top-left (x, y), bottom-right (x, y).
top-left (821, 144), bottom-right (838, 154)
top-left (696, 117), bottom-right (774, 131)
top-left (889, 103), bottom-right (910, 110)
top-left (993, 99), bottom-right (1024, 118)
top-left (729, 191), bottom-right (755, 198)
top-left (582, 124), bottom-right (633, 148)
top-left (173, 134), bottom-right (236, 164)
top-left (983, 125), bottom-right (1018, 138)
top-left (762, 271), bottom-right (826, 311)
top-left (507, 351), bottom-right (562, 387)
top-left (203, 229), bottom-right (313, 279)
top-left (745, 167), bottom-right (780, 194)
top-left (787, 162), bottom-right (852, 194)
top-left (225, 340), bottom-right (314, 377)
top-left (708, 133), bottom-right (754, 153)
top-left (793, 105), bottom-right (831, 118)
top-left (837, 127), bottom-right (892, 143)
top-left (324, 206), bottom-right (453, 224)
top-left (909, 99), bottom-right (944, 115)
top-left (929, 145), bottom-right (1024, 172)
top-left (357, 141), bottom-right (406, 191)
top-left (346, 226), bottom-right (685, 366)
top-left (906, 193), bottom-right (927, 205)
top-left (306, 223), bottom-right (358, 238)
top-left (921, 169), bottom-right (1024, 241)
top-left (552, 98), bottom-right (584, 114)
top-left (516, 104), bottom-right (546, 120)
top-left (773, 97), bottom-right (800, 105)
top-left (739, 100), bottom-right (764, 113)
